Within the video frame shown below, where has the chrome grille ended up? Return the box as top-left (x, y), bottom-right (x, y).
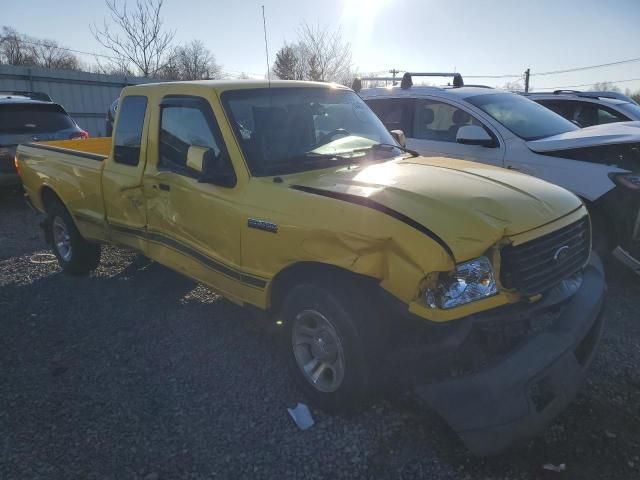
top-left (501, 217), bottom-right (590, 296)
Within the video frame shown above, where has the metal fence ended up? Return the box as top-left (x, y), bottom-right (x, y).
top-left (0, 65), bottom-right (157, 137)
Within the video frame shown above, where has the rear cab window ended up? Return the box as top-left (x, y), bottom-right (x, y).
top-left (0, 103), bottom-right (76, 134)
top-left (113, 96), bottom-right (148, 166)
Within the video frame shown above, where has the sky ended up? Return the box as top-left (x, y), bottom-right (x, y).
top-left (3, 0), bottom-right (640, 92)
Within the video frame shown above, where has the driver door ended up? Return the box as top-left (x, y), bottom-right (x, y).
top-left (143, 95), bottom-right (244, 298)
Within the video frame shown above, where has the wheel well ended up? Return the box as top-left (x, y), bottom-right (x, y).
top-left (581, 197), bottom-right (616, 250)
top-left (268, 262), bottom-right (379, 313)
top-left (40, 186), bottom-right (64, 213)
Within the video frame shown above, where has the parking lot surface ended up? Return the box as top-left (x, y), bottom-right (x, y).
top-left (1, 187), bottom-right (639, 480)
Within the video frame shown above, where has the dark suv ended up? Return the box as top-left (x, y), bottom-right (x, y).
top-left (523, 90), bottom-right (640, 128)
top-left (0, 91), bottom-right (88, 187)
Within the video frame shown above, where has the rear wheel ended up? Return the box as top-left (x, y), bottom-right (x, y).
top-left (46, 202), bottom-right (101, 275)
top-left (281, 277), bottom-right (383, 412)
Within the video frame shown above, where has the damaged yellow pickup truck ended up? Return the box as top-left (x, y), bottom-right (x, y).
top-left (17, 80), bottom-right (605, 455)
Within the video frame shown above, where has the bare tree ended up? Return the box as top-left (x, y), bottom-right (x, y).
top-left (591, 81), bottom-right (621, 93)
top-left (271, 23), bottom-right (353, 84)
top-left (91, 56), bottom-right (134, 76)
top-left (30, 39), bottom-right (80, 70)
top-left (157, 40), bottom-right (222, 81)
top-left (501, 79), bottom-right (526, 92)
top-left (0, 27), bottom-right (36, 66)
top-left (0, 26), bottom-right (80, 70)
top-left (297, 22), bottom-right (352, 83)
top-left (91, 0), bottom-right (175, 77)
top-left (175, 40), bottom-right (222, 80)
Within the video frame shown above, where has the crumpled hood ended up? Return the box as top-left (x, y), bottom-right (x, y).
top-left (527, 121), bottom-right (640, 153)
top-left (292, 156), bottom-right (582, 261)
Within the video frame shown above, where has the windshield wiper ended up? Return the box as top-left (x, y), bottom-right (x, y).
top-left (352, 143), bottom-right (419, 157)
top-left (257, 151), bottom-right (353, 175)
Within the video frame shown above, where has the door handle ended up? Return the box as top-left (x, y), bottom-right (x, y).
top-left (158, 183), bottom-right (171, 191)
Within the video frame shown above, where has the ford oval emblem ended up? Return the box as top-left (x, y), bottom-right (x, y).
top-left (553, 245), bottom-right (570, 262)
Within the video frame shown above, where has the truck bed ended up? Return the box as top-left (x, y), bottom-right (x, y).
top-left (17, 138), bottom-right (111, 242)
top-left (38, 137), bottom-right (112, 158)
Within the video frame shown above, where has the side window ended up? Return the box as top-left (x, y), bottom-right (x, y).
top-left (413, 99), bottom-right (482, 142)
top-left (597, 106), bottom-right (628, 125)
top-left (365, 99), bottom-right (412, 133)
top-left (536, 100), bottom-right (575, 121)
top-left (158, 97), bottom-right (229, 178)
top-left (573, 103), bottom-right (600, 127)
top-left (571, 102), bottom-right (629, 127)
top-left (113, 96), bottom-right (147, 166)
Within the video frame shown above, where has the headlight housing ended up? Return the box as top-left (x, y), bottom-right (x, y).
top-left (425, 256), bottom-right (498, 309)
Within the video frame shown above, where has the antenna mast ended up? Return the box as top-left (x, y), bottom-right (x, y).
top-left (262, 5), bottom-right (271, 86)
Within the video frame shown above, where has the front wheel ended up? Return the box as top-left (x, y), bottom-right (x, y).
top-left (281, 279), bottom-right (382, 412)
top-left (46, 202), bottom-right (101, 275)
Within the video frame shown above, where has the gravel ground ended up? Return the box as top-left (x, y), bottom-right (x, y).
top-left (1, 187), bottom-right (639, 480)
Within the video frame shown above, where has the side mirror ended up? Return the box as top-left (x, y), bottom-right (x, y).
top-left (186, 145), bottom-right (208, 173)
top-left (390, 129), bottom-right (406, 147)
top-left (456, 125), bottom-right (496, 147)
top-left (196, 147), bottom-right (237, 188)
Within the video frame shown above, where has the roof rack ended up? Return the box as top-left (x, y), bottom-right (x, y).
top-left (400, 72), bottom-right (464, 89)
top-left (551, 89), bottom-right (635, 103)
top-left (552, 89), bottom-right (581, 95)
top-left (0, 91), bottom-right (52, 102)
top-left (351, 72), bottom-right (465, 92)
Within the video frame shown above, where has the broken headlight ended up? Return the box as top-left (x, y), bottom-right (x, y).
top-left (426, 256), bottom-right (498, 309)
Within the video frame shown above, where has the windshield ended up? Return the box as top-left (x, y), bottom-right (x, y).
top-left (466, 92), bottom-right (578, 141)
top-left (222, 87), bottom-right (400, 176)
top-left (0, 103), bottom-right (76, 134)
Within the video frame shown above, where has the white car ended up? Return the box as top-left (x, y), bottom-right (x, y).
top-left (356, 73), bottom-right (640, 274)
top-left (524, 90), bottom-right (640, 128)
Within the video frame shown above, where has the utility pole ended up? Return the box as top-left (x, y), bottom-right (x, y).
top-left (524, 68), bottom-right (530, 93)
top-left (389, 69), bottom-right (400, 85)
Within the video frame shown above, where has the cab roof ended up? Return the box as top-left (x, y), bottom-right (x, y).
top-left (124, 79), bottom-right (351, 94)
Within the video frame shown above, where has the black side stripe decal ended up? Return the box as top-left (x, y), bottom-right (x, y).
top-left (291, 185), bottom-right (455, 259)
top-left (100, 222), bottom-right (267, 289)
top-left (25, 143), bottom-right (107, 162)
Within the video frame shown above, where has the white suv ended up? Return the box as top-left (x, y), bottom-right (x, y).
top-left (357, 73), bottom-right (640, 274)
top-left (524, 90), bottom-right (640, 128)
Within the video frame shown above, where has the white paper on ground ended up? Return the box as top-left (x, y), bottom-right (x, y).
top-left (287, 403), bottom-right (315, 430)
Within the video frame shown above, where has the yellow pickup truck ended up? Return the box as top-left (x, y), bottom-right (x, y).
top-left (17, 80), bottom-right (605, 455)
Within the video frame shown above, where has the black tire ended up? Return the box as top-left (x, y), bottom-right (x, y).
top-left (281, 276), bottom-right (383, 413)
top-left (46, 201), bottom-right (101, 275)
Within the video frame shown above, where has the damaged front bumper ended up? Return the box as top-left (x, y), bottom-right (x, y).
top-left (412, 254), bottom-right (606, 456)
